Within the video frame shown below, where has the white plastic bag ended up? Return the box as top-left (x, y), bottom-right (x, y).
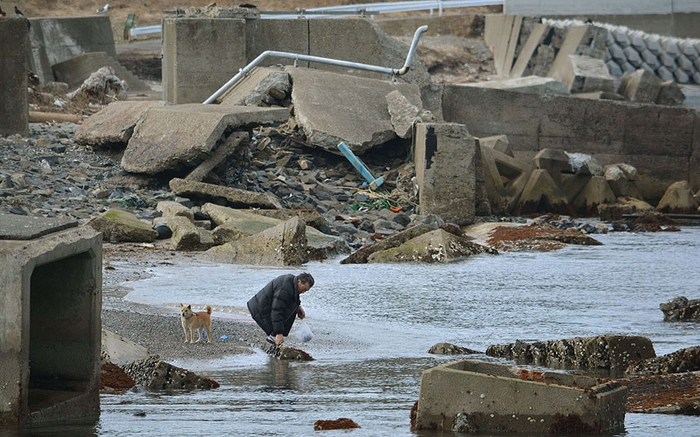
top-left (291, 320), bottom-right (314, 343)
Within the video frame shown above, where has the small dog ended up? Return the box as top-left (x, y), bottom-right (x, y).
top-left (180, 303), bottom-right (212, 344)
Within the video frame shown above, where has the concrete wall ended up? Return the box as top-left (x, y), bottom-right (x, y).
top-left (442, 85), bottom-right (700, 203)
top-left (162, 17), bottom-right (425, 104)
top-left (0, 222), bottom-right (102, 426)
top-left (28, 16), bottom-right (116, 84)
top-left (0, 17), bottom-right (29, 136)
top-left (503, 0), bottom-right (700, 38)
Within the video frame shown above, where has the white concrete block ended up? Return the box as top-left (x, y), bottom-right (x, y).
top-left (609, 43), bottom-right (626, 61)
top-left (660, 37), bottom-right (680, 58)
top-left (656, 66), bottom-right (674, 81)
top-left (606, 60), bottom-right (623, 77)
top-left (644, 34), bottom-right (663, 55)
top-left (679, 40), bottom-right (698, 58)
top-left (674, 68), bottom-right (690, 83)
top-left (659, 51), bottom-right (677, 68)
top-left (677, 54), bottom-right (695, 73)
top-left (630, 31), bottom-right (647, 52)
top-left (693, 72), bottom-right (700, 84)
top-left (623, 46), bottom-right (643, 67)
top-left (612, 27), bottom-right (630, 47)
top-left (641, 49), bottom-right (660, 69)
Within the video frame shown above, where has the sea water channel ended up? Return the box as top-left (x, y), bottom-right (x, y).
top-left (9, 226), bottom-right (700, 436)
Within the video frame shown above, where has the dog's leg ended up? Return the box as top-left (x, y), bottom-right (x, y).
top-left (205, 323), bottom-right (211, 344)
top-left (194, 327), bottom-right (201, 343)
top-left (182, 321), bottom-right (189, 343)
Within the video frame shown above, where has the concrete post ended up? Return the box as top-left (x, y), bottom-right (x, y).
top-left (414, 123), bottom-right (476, 225)
top-left (0, 215), bottom-right (102, 426)
top-left (0, 17), bottom-right (29, 136)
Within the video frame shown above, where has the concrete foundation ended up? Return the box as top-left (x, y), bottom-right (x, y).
top-left (0, 17), bottom-right (29, 136)
top-left (442, 85), bottom-right (700, 203)
top-left (414, 358), bottom-right (627, 434)
top-left (0, 214), bottom-right (102, 426)
top-left (415, 123), bottom-right (476, 225)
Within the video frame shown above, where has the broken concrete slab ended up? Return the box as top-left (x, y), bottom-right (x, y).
top-left (166, 215), bottom-right (216, 251)
top-left (366, 228), bottom-right (494, 263)
top-left (185, 132), bottom-right (248, 182)
top-left (203, 216), bottom-right (307, 266)
top-left (169, 178), bottom-right (283, 209)
top-left (463, 75), bottom-right (569, 95)
top-left (75, 100), bottom-right (164, 148)
top-left (102, 330), bottom-right (150, 366)
top-left (122, 104), bottom-right (289, 175)
top-left (414, 358), bottom-right (627, 434)
top-left (156, 200), bottom-right (195, 221)
top-left (218, 67), bottom-right (289, 106)
top-left (289, 66), bottom-right (423, 155)
top-left (386, 89), bottom-right (422, 139)
top-left (86, 209), bottom-right (158, 243)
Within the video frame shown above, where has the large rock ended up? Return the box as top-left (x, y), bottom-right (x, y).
top-left (486, 335), bottom-right (656, 370)
top-left (87, 209), bottom-right (158, 242)
top-left (656, 180), bottom-right (699, 214)
top-left (604, 163), bottom-right (644, 199)
top-left (122, 104), bottom-right (289, 174)
top-left (203, 216), bottom-right (307, 266)
top-left (659, 296), bottom-right (700, 322)
top-left (340, 223), bottom-right (434, 264)
top-left (289, 67), bottom-right (423, 154)
top-left (120, 356), bottom-right (219, 391)
top-left (75, 100), bottom-right (163, 148)
top-left (366, 229), bottom-right (495, 263)
top-left (167, 215), bottom-right (216, 251)
top-left (169, 178), bottom-right (283, 209)
top-left (626, 346), bottom-right (700, 376)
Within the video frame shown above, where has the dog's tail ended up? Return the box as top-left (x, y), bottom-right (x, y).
top-left (206, 305), bottom-right (212, 314)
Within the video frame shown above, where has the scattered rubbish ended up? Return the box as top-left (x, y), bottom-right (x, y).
top-left (337, 142), bottom-right (384, 190)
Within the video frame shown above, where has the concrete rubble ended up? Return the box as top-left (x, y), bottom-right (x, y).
top-left (413, 358), bottom-right (627, 434)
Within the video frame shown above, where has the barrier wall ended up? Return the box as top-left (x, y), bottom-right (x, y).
top-left (0, 18), bottom-right (29, 136)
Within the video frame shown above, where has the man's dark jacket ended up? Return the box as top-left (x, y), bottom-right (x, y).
top-left (247, 274), bottom-right (300, 336)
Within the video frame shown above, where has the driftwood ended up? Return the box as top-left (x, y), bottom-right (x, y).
top-left (29, 111), bottom-right (81, 123)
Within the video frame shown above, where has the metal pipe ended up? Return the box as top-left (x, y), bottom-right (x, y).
top-left (203, 25), bottom-right (428, 104)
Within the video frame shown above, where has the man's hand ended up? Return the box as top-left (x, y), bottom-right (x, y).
top-left (297, 306), bottom-right (306, 319)
top-left (275, 333), bottom-right (284, 346)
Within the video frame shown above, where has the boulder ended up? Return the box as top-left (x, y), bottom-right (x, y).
top-left (427, 343), bottom-right (482, 355)
top-left (659, 296), bottom-right (700, 322)
top-left (656, 180), bottom-right (699, 214)
top-left (156, 200), bottom-right (195, 221)
top-left (366, 228), bottom-right (494, 263)
top-left (87, 209), bottom-right (158, 243)
top-left (340, 223), bottom-right (435, 264)
top-left (169, 178), bottom-right (283, 209)
top-left (486, 335), bottom-right (656, 370)
top-left (626, 346), bottom-right (700, 376)
top-left (120, 356), bottom-right (219, 391)
top-left (167, 215), bottom-right (216, 251)
top-left (203, 216), bottom-right (307, 266)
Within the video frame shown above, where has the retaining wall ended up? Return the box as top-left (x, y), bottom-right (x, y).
top-left (0, 17), bottom-right (29, 136)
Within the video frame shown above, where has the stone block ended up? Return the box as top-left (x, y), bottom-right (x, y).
top-left (464, 76), bottom-right (569, 95)
top-left (415, 123), bottom-right (476, 225)
top-left (640, 49), bottom-right (660, 69)
top-left (618, 69), bottom-right (662, 103)
top-left (554, 55), bottom-right (616, 94)
top-left (75, 101), bottom-right (163, 148)
top-left (677, 54), bottom-right (694, 72)
top-left (414, 358), bottom-right (627, 434)
top-left (657, 80), bottom-right (686, 105)
top-left (623, 46), bottom-right (643, 67)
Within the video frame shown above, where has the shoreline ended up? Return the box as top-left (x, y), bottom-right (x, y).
top-left (101, 242), bottom-right (266, 363)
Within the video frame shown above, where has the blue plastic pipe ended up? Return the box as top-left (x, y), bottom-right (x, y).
top-left (337, 142), bottom-right (384, 190)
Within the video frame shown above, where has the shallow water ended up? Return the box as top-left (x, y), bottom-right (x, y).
top-left (8, 227), bottom-right (700, 436)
